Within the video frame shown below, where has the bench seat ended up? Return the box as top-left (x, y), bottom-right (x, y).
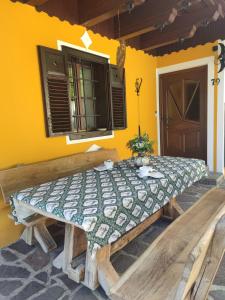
top-left (110, 188), bottom-right (225, 300)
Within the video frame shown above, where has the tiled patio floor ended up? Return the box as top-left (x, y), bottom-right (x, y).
top-left (1, 182), bottom-right (225, 300)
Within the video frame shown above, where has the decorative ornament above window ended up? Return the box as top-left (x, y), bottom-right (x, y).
top-left (213, 43), bottom-right (225, 73)
top-left (81, 30), bottom-right (92, 49)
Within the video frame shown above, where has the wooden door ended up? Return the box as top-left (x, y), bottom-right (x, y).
top-left (159, 66), bottom-right (207, 161)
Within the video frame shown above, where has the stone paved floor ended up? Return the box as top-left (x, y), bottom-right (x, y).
top-left (1, 182), bottom-right (225, 300)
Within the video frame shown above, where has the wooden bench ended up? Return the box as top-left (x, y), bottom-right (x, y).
top-left (0, 149), bottom-right (119, 253)
top-left (108, 188), bottom-right (225, 300)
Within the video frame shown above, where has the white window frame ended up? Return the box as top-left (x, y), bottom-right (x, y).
top-left (57, 40), bottom-right (114, 144)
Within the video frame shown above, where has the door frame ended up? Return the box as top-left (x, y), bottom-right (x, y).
top-left (217, 40), bottom-right (225, 173)
top-left (156, 56), bottom-right (215, 172)
top-left (159, 66), bottom-right (207, 162)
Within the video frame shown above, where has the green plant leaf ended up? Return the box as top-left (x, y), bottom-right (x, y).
top-left (127, 132), bottom-right (154, 155)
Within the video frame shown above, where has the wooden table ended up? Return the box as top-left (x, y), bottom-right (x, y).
top-left (64, 197), bottom-right (184, 293)
top-left (14, 194), bottom-right (184, 293)
top-left (1, 149), bottom-right (207, 293)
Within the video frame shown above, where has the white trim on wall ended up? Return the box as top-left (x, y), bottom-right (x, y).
top-left (217, 40), bottom-right (225, 173)
top-left (56, 40), bottom-right (114, 145)
top-left (65, 132), bottom-right (115, 144)
top-left (156, 56), bottom-right (215, 172)
top-left (57, 40), bottom-right (110, 60)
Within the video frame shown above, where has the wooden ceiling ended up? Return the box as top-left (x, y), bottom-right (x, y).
top-left (14, 0), bottom-right (225, 56)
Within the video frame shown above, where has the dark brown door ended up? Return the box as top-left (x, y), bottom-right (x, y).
top-left (159, 66), bottom-right (207, 161)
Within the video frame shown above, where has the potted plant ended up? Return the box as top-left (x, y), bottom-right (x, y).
top-left (127, 133), bottom-right (154, 166)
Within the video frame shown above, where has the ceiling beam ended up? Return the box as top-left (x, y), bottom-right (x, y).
top-left (217, 0), bottom-right (225, 12)
top-left (78, 0), bottom-right (146, 27)
top-left (149, 17), bottom-right (225, 56)
top-left (114, 0), bottom-right (203, 40)
top-left (25, 0), bottom-right (49, 5)
top-left (114, 0), bottom-right (178, 40)
top-left (138, 5), bottom-right (223, 51)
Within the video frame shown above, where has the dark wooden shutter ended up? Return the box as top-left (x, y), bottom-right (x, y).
top-left (38, 46), bottom-right (72, 137)
top-left (109, 64), bottom-right (127, 130)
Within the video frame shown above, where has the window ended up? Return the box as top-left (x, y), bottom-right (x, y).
top-left (38, 45), bottom-right (127, 139)
top-left (69, 62), bottom-right (97, 132)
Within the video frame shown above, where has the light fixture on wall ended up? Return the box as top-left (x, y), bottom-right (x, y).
top-left (81, 30), bottom-right (92, 49)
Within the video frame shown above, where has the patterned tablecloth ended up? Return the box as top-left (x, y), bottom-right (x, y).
top-left (11, 156), bottom-right (208, 253)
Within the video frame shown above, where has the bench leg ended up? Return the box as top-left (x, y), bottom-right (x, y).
top-left (175, 215), bottom-right (225, 300)
top-left (21, 227), bottom-right (35, 246)
top-left (21, 221), bottom-right (57, 253)
top-left (18, 207), bottom-right (57, 253)
top-left (33, 221), bottom-right (57, 253)
top-left (191, 215), bottom-right (225, 300)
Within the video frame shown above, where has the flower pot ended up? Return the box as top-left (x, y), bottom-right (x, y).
top-left (134, 153), bottom-right (150, 167)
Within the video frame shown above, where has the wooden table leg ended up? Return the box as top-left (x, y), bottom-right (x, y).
top-left (61, 224), bottom-right (85, 283)
top-left (163, 197), bottom-right (184, 220)
top-left (33, 221), bottom-right (57, 253)
top-left (57, 198), bottom-right (182, 293)
top-left (97, 245), bottom-right (120, 295)
top-left (83, 244), bottom-right (119, 293)
top-left (82, 248), bottom-right (99, 290)
top-left (53, 224), bottom-right (87, 270)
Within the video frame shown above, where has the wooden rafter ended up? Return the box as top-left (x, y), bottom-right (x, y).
top-left (114, 0), bottom-right (203, 40)
top-left (78, 0), bottom-right (146, 27)
top-left (149, 17), bottom-right (225, 56)
top-left (212, 0), bottom-right (225, 10)
top-left (138, 4), bottom-right (223, 51)
top-left (15, 0), bottom-right (225, 55)
top-left (114, 0), bottom-right (178, 40)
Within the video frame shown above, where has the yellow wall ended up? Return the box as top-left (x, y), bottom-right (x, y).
top-left (0, 0), bottom-right (157, 247)
top-left (0, 0), bottom-right (218, 248)
top-left (157, 43), bottom-right (215, 67)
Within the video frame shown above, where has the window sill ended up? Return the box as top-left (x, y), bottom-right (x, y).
top-left (66, 130), bottom-right (114, 144)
